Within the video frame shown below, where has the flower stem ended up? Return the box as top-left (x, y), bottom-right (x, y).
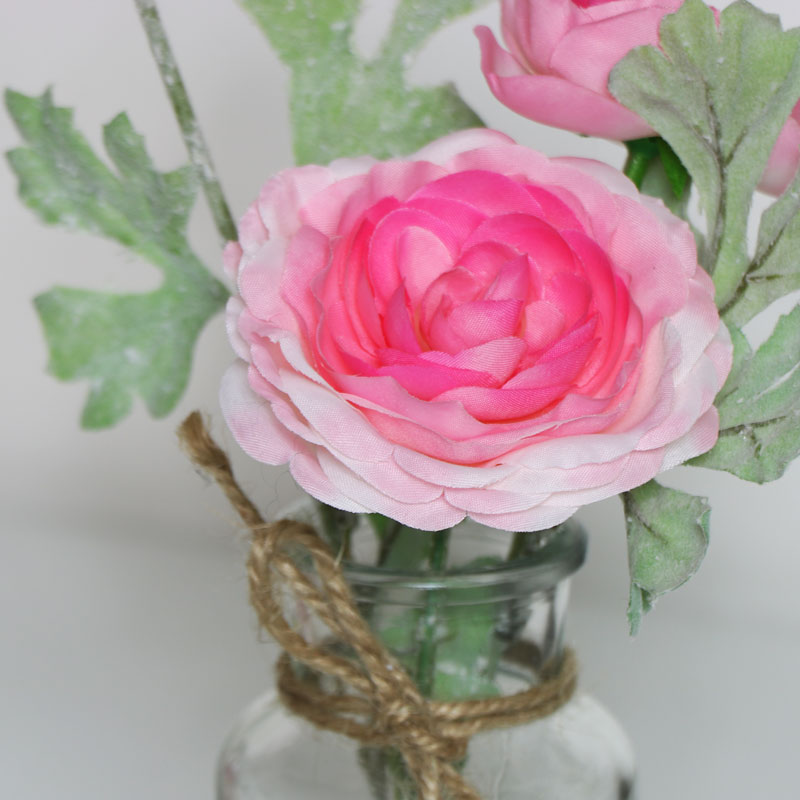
top-left (623, 137), bottom-right (659, 188)
top-left (507, 530), bottom-right (529, 562)
top-left (415, 528), bottom-right (451, 697)
top-left (133, 0), bottom-right (237, 244)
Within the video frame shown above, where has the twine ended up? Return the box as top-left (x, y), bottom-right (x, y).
top-left (178, 411), bottom-right (578, 800)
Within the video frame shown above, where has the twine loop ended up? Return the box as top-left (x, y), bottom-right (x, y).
top-left (178, 412), bottom-right (578, 800)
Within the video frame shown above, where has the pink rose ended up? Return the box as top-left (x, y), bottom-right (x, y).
top-left (220, 129), bottom-right (731, 532)
top-left (476, 0), bottom-right (684, 140)
top-left (759, 101), bottom-right (800, 196)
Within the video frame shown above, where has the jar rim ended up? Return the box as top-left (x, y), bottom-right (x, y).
top-left (342, 518), bottom-right (587, 595)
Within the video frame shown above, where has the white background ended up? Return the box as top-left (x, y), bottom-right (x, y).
top-left (2, 1), bottom-right (799, 798)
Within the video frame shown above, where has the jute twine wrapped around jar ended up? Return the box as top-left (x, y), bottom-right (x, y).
top-left (178, 411), bottom-right (578, 800)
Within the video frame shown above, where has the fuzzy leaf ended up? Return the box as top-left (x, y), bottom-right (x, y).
top-left (610, 0), bottom-right (800, 310)
top-left (6, 90), bottom-right (228, 428)
top-left (723, 162), bottom-right (800, 326)
top-left (623, 481), bottom-right (710, 634)
top-left (691, 306), bottom-right (800, 481)
top-left (239, 0), bottom-right (488, 164)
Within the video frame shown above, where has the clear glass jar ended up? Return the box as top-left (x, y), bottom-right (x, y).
top-left (217, 517), bottom-right (635, 799)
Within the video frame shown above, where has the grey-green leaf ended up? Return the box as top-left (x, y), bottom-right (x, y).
top-left (691, 306), bottom-right (800, 481)
top-left (723, 162), bottom-right (800, 326)
top-left (691, 417), bottom-right (800, 482)
top-left (240, 0), bottom-right (488, 164)
top-left (622, 481), bottom-right (710, 634)
top-left (6, 89), bottom-right (228, 428)
top-left (627, 584), bottom-right (655, 638)
top-left (610, 0), bottom-right (800, 309)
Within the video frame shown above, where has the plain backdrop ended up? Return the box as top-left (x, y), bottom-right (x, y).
top-left (2, 1), bottom-right (799, 798)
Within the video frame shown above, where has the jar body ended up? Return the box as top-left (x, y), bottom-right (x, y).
top-left (218, 518), bottom-right (635, 799)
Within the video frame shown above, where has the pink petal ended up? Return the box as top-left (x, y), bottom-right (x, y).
top-left (422, 337), bottom-right (527, 384)
top-left (445, 486), bottom-right (549, 514)
top-left (760, 108), bottom-right (800, 196)
top-left (376, 354), bottom-right (496, 400)
top-left (435, 384), bottom-right (570, 421)
top-left (279, 370), bottom-right (394, 461)
top-left (500, 0), bottom-right (576, 72)
top-left (413, 170), bottom-right (543, 217)
top-left (549, 8), bottom-right (669, 94)
top-left (316, 450), bottom-right (464, 530)
top-left (524, 186), bottom-right (584, 230)
top-left (411, 128), bottom-right (515, 165)
top-left (468, 504), bottom-right (575, 533)
top-left (368, 207), bottom-right (460, 304)
top-left (220, 362), bottom-right (300, 465)
top-left (485, 254), bottom-right (531, 302)
top-left (382, 284), bottom-right (421, 354)
top-left (446, 299), bottom-right (525, 348)
top-left (289, 451), bottom-right (372, 514)
top-left (478, 23), bottom-right (654, 140)
top-left (522, 301), bottom-right (566, 352)
top-left (223, 241), bottom-right (243, 279)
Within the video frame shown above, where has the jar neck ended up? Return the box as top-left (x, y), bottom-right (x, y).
top-left (342, 520), bottom-right (586, 701)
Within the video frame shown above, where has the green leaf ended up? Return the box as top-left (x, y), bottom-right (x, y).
top-left (382, 0), bottom-right (491, 61)
top-left (610, 0), bottom-right (800, 309)
top-left (627, 584), bottom-right (655, 638)
top-left (691, 417), bottom-right (800, 483)
top-left (6, 90), bottom-right (228, 428)
top-left (622, 481), bottom-right (710, 634)
top-left (722, 164), bottom-right (800, 326)
top-left (239, 0), bottom-right (488, 164)
top-left (691, 306), bottom-right (800, 481)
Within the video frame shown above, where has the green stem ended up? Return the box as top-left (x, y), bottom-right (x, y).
top-left (133, 0), bottom-right (237, 244)
top-left (623, 144), bottom-right (656, 188)
top-left (316, 501), bottom-right (354, 559)
top-left (377, 519), bottom-right (405, 567)
top-left (415, 528), bottom-right (450, 697)
top-left (507, 530), bottom-right (529, 562)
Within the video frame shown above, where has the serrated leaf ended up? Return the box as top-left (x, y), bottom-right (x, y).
top-left (237, 0), bottom-right (361, 62)
top-left (240, 0), bottom-right (488, 164)
top-left (718, 306), bottom-right (800, 426)
top-left (691, 416), bottom-right (800, 482)
top-left (381, 0), bottom-right (489, 61)
top-left (622, 481), bottom-right (710, 634)
top-left (719, 324), bottom-right (753, 401)
top-left (722, 160), bottom-right (800, 326)
top-left (610, 0), bottom-right (800, 310)
top-left (6, 90), bottom-right (228, 428)
top-left (691, 307), bottom-right (800, 481)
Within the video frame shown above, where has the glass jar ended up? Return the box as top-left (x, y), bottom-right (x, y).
top-left (217, 517), bottom-right (635, 799)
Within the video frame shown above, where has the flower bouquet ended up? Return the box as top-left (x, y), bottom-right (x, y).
top-left (7, 0), bottom-right (800, 797)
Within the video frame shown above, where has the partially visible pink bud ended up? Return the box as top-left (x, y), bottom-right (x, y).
top-left (476, 0), bottom-right (685, 141)
top-left (759, 101), bottom-right (800, 196)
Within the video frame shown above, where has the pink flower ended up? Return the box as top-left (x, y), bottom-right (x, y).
top-left (759, 101), bottom-right (800, 196)
top-left (221, 129), bottom-right (731, 532)
top-left (478, 0), bottom-right (792, 195)
top-left (476, 0), bottom-right (685, 140)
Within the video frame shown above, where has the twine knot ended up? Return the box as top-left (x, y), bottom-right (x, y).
top-left (178, 412), bottom-right (578, 800)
